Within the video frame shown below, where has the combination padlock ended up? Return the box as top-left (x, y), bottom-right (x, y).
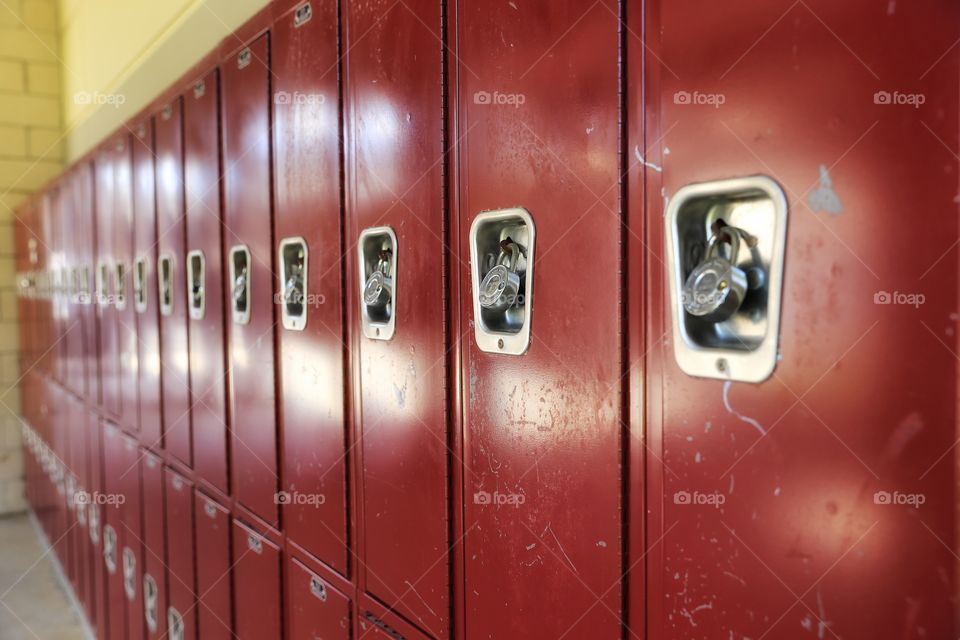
top-left (682, 226), bottom-right (748, 323)
top-left (363, 250), bottom-right (393, 307)
top-left (479, 239), bottom-right (522, 311)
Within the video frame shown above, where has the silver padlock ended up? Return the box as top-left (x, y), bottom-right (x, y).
top-left (363, 251), bottom-right (393, 307)
top-left (682, 227), bottom-right (748, 323)
top-left (479, 241), bottom-right (522, 311)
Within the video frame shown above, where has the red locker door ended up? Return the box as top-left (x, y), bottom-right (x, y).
top-left (455, 2), bottom-right (623, 637)
top-left (231, 519), bottom-right (281, 640)
top-left (639, 2), bottom-right (960, 639)
top-left (155, 98), bottom-right (193, 466)
top-left (88, 415), bottom-right (107, 639)
top-left (113, 134), bottom-right (139, 434)
top-left (273, 0), bottom-right (348, 573)
top-left (120, 434), bottom-right (145, 640)
top-left (96, 149), bottom-right (120, 417)
top-left (77, 161), bottom-right (99, 403)
top-left (62, 172), bottom-right (84, 395)
top-left (286, 556), bottom-right (351, 640)
top-left (183, 68), bottom-right (229, 494)
top-left (141, 451), bottom-right (167, 640)
top-left (165, 469), bottom-right (195, 640)
top-left (102, 423), bottom-right (128, 640)
top-left (132, 118), bottom-right (163, 449)
top-left (343, 1), bottom-right (450, 634)
top-left (194, 491), bottom-right (232, 640)
top-left (221, 34), bottom-right (279, 525)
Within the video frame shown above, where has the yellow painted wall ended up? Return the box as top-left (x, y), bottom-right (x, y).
top-left (60, 0), bottom-right (270, 161)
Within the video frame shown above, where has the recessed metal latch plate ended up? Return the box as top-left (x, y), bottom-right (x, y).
top-left (229, 245), bottom-right (251, 325)
top-left (358, 226), bottom-right (397, 341)
top-left (278, 237), bottom-right (308, 331)
top-left (187, 250), bottom-right (206, 320)
top-left (469, 208), bottom-right (535, 355)
top-left (665, 175), bottom-right (788, 383)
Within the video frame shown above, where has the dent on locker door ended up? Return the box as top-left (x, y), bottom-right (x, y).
top-left (457, 1), bottom-right (623, 637)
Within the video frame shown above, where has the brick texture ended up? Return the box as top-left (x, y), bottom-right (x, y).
top-left (0, 0), bottom-right (60, 516)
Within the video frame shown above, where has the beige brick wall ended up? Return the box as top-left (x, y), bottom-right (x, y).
top-left (0, 0), bottom-right (62, 515)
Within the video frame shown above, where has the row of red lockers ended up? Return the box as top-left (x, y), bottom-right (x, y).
top-left (14, 0), bottom-right (628, 639)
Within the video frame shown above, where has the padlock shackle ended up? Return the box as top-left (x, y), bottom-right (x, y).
top-left (706, 227), bottom-right (741, 266)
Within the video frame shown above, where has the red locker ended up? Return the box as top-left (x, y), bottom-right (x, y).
top-left (455, 2), bottom-right (623, 637)
top-left (113, 134), bottom-right (140, 434)
top-left (637, 1), bottom-right (960, 639)
top-left (132, 118), bottom-right (163, 449)
top-left (120, 434), bottom-right (145, 640)
top-left (231, 519), bottom-right (282, 639)
top-left (194, 491), bottom-right (232, 640)
top-left (88, 415), bottom-right (108, 640)
top-left (155, 97), bottom-right (193, 466)
top-left (221, 32), bottom-right (279, 525)
top-left (165, 469), bottom-right (195, 640)
top-left (62, 172), bottom-right (85, 395)
top-left (343, 1), bottom-right (450, 634)
top-left (272, 0), bottom-right (348, 573)
top-left (76, 161), bottom-right (99, 403)
top-left (286, 555), bottom-right (351, 640)
top-left (141, 451), bottom-right (167, 639)
top-left (95, 148), bottom-right (121, 417)
top-left (183, 67), bottom-right (230, 494)
top-left (102, 423), bottom-right (128, 640)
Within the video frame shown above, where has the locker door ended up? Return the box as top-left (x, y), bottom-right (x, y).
top-left (165, 469), bottom-right (195, 640)
top-left (63, 173), bottom-right (84, 394)
top-left (114, 134), bottom-right (139, 434)
top-left (184, 68), bottom-right (229, 493)
top-left (343, 1), bottom-right (449, 634)
top-left (231, 520), bottom-right (281, 640)
top-left (141, 451), bottom-right (167, 640)
top-left (221, 34), bottom-right (279, 525)
top-left (77, 161), bottom-right (99, 403)
top-left (120, 434), bottom-right (145, 640)
top-left (194, 492), bottom-right (232, 640)
top-left (641, 2), bottom-right (960, 638)
top-left (456, 2), bottom-right (623, 637)
top-left (102, 423), bottom-right (128, 640)
top-left (286, 556), bottom-right (351, 640)
top-left (273, 0), bottom-right (348, 573)
top-left (155, 98), bottom-right (193, 466)
top-left (88, 415), bottom-right (107, 639)
top-left (132, 119), bottom-right (163, 449)
top-left (96, 149), bottom-right (120, 416)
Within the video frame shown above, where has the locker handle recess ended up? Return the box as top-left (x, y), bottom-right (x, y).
top-left (88, 504), bottom-right (99, 544)
top-left (114, 262), bottom-right (127, 309)
top-left (187, 250), bottom-right (205, 320)
top-left (158, 254), bottom-right (174, 316)
top-left (97, 262), bottom-right (110, 307)
top-left (665, 175), bottom-right (788, 383)
top-left (103, 525), bottom-right (117, 573)
top-left (229, 245), bottom-right (251, 325)
top-left (310, 576), bottom-right (328, 602)
top-left (358, 227), bottom-right (397, 340)
top-left (133, 257), bottom-right (147, 313)
top-left (278, 237), bottom-right (307, 331)
top-left (167, 607), bottom-right (184, 640)
top-left (469, 208), bottom-right (535, 355)
top-left (143, 574), bottom-right (159, 633)
top-left (123, 547), bottom-right (137, 601)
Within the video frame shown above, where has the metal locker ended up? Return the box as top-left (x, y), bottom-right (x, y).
top-left (141, 450), bottom-right (167, 639)
top-left (120, 433), bottom-right (145, 640)
top-left (455, 2), bottom-right (623, 637)
top-left (132, 118), bottom-right (163, 449)
top-left (155, 97), bottom-right (193, 467)
top-left (343, 0), bottom-right (450, 633)
top-left (183, 67), bottom-right (229, 494)
top-left (113, 134), bottom-right (139, 434)
top-left (272, 0), bottom-right (348, 573)
top-left (62, 173), bottom-right (85, 395)
top-left (286, 555), bottom-right (351, 640)
top-left (194, 491), bottom-right (232, 640)
top-left (231, 519), bottom-right (282, 640)
top-left (637, 1), bottom-right (960, 638)
top-left (95, 148), bottom-right (121, 417)
top-left (102, 423), bottom-right (129, 640)
top-left (76, 161), bottom-right (99, 403)
top-left (89, 415), bottom-right (108, 639)
top-left (165, 469), bottom-right (195, 640)
top-left (221, 32), bottom-right (279, 525)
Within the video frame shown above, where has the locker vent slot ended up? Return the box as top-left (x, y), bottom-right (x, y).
top-left (363, 613), bottom-right (406, 640)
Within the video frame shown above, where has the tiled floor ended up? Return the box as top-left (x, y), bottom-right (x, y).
top-left (0, 513), bottom-right (87, 640)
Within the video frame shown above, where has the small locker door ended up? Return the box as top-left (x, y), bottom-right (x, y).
top-left (141, 451), bottom-right (167, 640)
top-left (221, 33), bottom-right (279, 525)
top-left (113, 134), bottom-right (139, 435)
top-left (194, 491), bottom-right (232, 639)
top-left (120, 434), bottom-right (145, 640)
top-left (286, 555), bottom-right (351, 640)
top-left (184, 68), bottom-right (230, 494)
top-left (95, 149), bottom-right (120, 417)
top-left (165, 469), bottom-right (195, 640)
top-left (102, 423), bottom-right (128, 640)
top-left (231, 519), bottom-right (282, 640)
top-left (273, 0), bottom-right (348, 573)
top-left (155, 98), bottom-right (193, 466)
top-left (132, 118), bottom-right (163, 449)
top-left (77, 162), bottom-right (99, 403)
